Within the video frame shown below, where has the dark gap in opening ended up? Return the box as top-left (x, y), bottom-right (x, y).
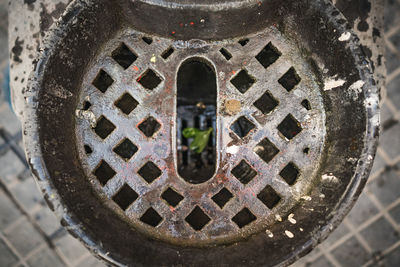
top-left (112, 184), bottom-right (138, 211)
top-left (137, 69), bottom-right (162, 90)
top-left (238, 38), bottom-right (249, 46)
top-left (177, 58), bottom-right (217, 184)
top-left (140, 207), bottom-right (162, 227)
top-left (278, 67), bottom-right (301, 92)
top-left (231, 160), bottom-right (257, 184)
top-left (92, 69), bottom-right (114, 93)
top-left (161, 47), bottom-right (174, 60)
top-left (230, 69), bottom-right (255, 94)
top-left (138, 116), bottom-right (161, 137)
top-left (83, 101), bottom-right (92, 110)
top-left (277, 114), bottom-right (302, 140)
top-left (255, 42), bottom-right (281, 69)
top-left (254, 138), bottom-right (279, 163)
top-left (111, 43), bottom-right (137, 69)
top-left (114, 93), bottom-right (139, 115)
top-left (161, 188), bottom-right (184, 207)
top-left (253, 91), bottom-right (279, 115)
top-left (230, 116), bottom-right (256, 138)
top-left (138, 161), bottom-right (162, 184)
top-left (212, 187), bottom-right (233, 208)
top-left (93, 160), bottom-right (116, 186)
top-left (113, 138), bottom-right (138, 161)
top-left (142, 36), bottom-right (153, 45)
top-left (84, 145), bottom-right (93, 154)
top-left (257, 185), bottom-right (281, 209)
top-left (94, 116), bottom-right (116, 139)
top-left (232, 207), bottom-right (256, 228)
top-left (185, 206), bottom-right (211, 231)
top-left (279, 162), bottom-right (300, 185)
top-left (303, 147), bottom-right (310, 154)
top-left (301, 99), bottom-right (311, 110)
top-left (219, 48), bottom-right (232, 60)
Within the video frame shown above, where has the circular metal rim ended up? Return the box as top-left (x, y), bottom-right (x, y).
top-left (22, 0), bottom-right (380, 266)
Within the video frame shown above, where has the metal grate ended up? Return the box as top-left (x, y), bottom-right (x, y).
top-left (75, 27), bottom-right (326, 246)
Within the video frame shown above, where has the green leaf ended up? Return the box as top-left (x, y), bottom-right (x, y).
top-left (183, 127), bottom-right (213, 153)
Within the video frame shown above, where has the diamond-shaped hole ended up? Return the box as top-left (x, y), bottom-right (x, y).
top-left (253, 91), bottom-right (279, 115)
top-left (111, 43), bottom-right (138, 69)
top-left (280, 162), bottom-right (300, 185)
top-left (255, 42), bottom-right (281, 69)
top-left (114, 92), bottom-right (139, 115)
top-left (232, 207), bottom-right (256, 228)
top-left (254, 137), bottom-right (279, 163)
top-left (212, 188), bottom-right (233, 208)
top-left (219, 48), bottom-right (232, 60)
top-left (278, 67), bottom-right (301, 92)
top-left (92, 69), bottom-right (114, 93)
top-left (84, 145), bottom-right (93, 154)
top-left (137, 69), bottom-right (162, 90)
top-left (277, 114), bottom-right (302, 140)
top-left (112, 184), bottom-right (138, 211)
top-left (93, 160), bottom-right (116, 186)
top-left (230, 116), bottom-right (255, 138)
top-left (113, 138), bottom-right (138, 161)
top-left (161, 47), bottom-right (174, 60)
top-left (257, 185), bottom-right (281, 209)
top-left (231, 160), bottom-right (257, 184)
top-left (230, 69), bottom-right (255, 94)
top-left (301, 99), bottom-right (311, 110)
top-left (138, 161), bottom-right (162, 184)
top-left (94, 116), bottom-right (116, 139)
top-left (161, 187), bottom-right (184, 207)
top-left (140, 207), bottom-right (162, 227)
top-left (138, 116), bottom-right (161, 137)
top-left (142, 36), bottom-right (153, 45)
top-left (185, 206), bottom-right (211, 231)
top-left (238, 38), bottom-right (249, 46)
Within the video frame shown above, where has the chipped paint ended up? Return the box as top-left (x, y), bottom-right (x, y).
top-left (322, 173), bottom-right (339, 183)
top-left (226, 145), bottom-right (239, 155)
top-left (301, 195), bottom-right (312, 201)
top-left (288, 213), bottom-right (296, 224)
top-left (275, 214), bottom-right (283, 222)
top-left (324, 76), bottom-right (346, 91)
top-left (338, 31), bottom-right (351, 41)
top-left (285, 230), bottom-right (294, 238)
top-left (348, 80), bottom-right (365, 100)
top-left (265, 229), bottom-right (274, 238)
top-left (75, 109), bottom-right (96, 128)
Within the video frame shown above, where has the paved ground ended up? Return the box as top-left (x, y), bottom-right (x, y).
top-left (0, 0), bottom-right (400, 266)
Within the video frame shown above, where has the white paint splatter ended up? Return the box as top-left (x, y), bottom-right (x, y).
top-left (319, 194), bottom-right (325, 199)
top-left (275, 214), bottom-right (283, 222)
top-left (324, 77), bottom-right (346, 91)
top-left (322, 173), bottom-right (339, 183)
top-left (288, 213), bottom-right (297, 224)
top-left (301, 196), bottom-right (312, 201)
top-left (226, 145), bottom-right (239, 155)
top-left (266, 229), bottom-right (274, 238)
top-left (150, 54), bottom-right (157, 63)
top-left (348, 80), bottom-right (365, 100)
top-left (285, 230), bottom-right (294, 238)
top-left (75, 109), bottom-right (97, 128)
top-left (299, 228), bottom-right (304, 232)
top-left (339, 31), bottom-right (351, 41)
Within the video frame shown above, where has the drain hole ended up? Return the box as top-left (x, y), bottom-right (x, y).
top-left (219, 48), bottom-right (232, 60)
top-left (140, 207), bottom-right (162, 227)
top-left (138, 161), bottom-right (162, 184)
top-left (278, 67), bottom-right (301, 92)
top-left (254, 138), bottom-right (280, 163)
top-left (112, 184), bottom-right (138, 211)
top-left (253, 91), bottom-right (279, 115)
top-left (142, 36), bottom-right (153, 44)
top-left (230, 69), bottom-right (256, 94)
top-left (231, 160), bottom-right (257, 184)
top-left (238, 38), bottom-right (249, 46)
top-left (212, 187), bottom-right (233, 208)
top-left (161, 47), bottom-right (174, 60)
top-left (301, 99), bottom-right (311, 110)
top-left (161, 187), bottom-right (184, 207)
top-left (83, 101), bottom-right (92, 110)
top-left (230, 116), bottom-right (255, 138)
top-left (177, 58), bottom-right (217, 184)
top-left (94, 116), bottom-right (116, 139)
top-left (277, 114), bottom-right (302, 140)
top-left (84, 145), bottom-right (93, 154)
top-left (114, 92), bottom-right (139, 115)
top-left (280, 162), bottom-right (300, 185)
top-left (257, 185), bottom-right (281, 209)
top-left (113, 138), bottom-right (138, 161)
top-left (111, 43), bottom-right (138, 69)
top-left (232, 207), bottom-right (256, 228)
top-left (93, 160), bottom-right (116, 186)
top-left (255, 42), bottom-right (281, 69)
top-left (138, 116), bottom-right (161, 137)
top-left (92, 69), bottom-right (114, 93)
top-left (185, 206), bottom-right (211, 231)
top-left (303, 147), bottom-right (310, 154)
top-left (137, 69), bottom-right (162, 90)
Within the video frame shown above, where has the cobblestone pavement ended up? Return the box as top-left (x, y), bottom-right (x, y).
top-left (0, 1), bottom-right (400, 266)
